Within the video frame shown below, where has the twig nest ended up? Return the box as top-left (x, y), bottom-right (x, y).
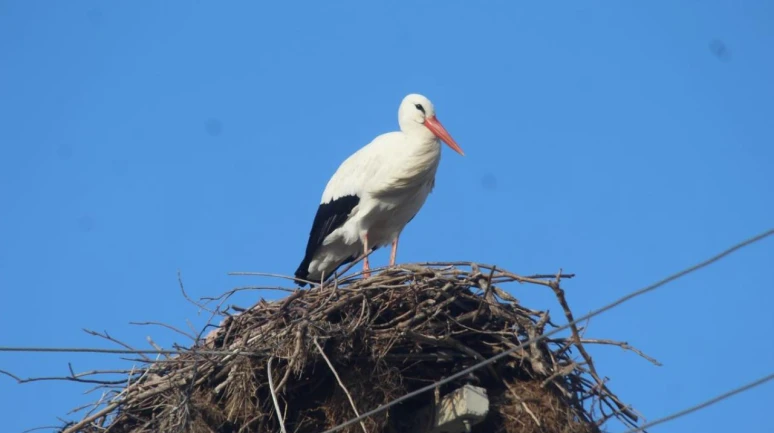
top-left (63, 263), bottom-right (644, 433)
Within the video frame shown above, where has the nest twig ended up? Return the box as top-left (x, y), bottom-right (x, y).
top-left (25, 263), bottom-right (655, 433)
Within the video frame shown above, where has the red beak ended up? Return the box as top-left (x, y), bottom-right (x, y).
top-left (424, 116), bottom-right (465, 156)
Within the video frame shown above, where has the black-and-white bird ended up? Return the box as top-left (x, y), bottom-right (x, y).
top-left (294, 94), bottom-right (464, 286)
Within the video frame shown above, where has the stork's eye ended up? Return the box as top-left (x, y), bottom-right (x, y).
top-left (414, 104), bottom-right (426, 114)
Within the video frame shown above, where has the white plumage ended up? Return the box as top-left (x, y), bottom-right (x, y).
top-left (294, 93), bottom-right (464, 286)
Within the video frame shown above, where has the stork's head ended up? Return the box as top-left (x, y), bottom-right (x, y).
top-left (398, 93), bottom-right (465, 156)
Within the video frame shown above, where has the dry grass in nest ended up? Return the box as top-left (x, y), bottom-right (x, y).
top-left (54, 262), bottom-right (654, 433)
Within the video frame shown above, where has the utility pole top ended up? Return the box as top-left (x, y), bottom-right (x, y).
top-left (409, 385), bottom-right (489, 433)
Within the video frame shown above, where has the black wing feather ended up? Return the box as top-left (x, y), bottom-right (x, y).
top-left (294, 194), bottom-right (360, 286)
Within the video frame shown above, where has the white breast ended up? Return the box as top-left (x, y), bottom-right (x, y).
top-left (308, 134), bottom-right (442, 276)
top-left (335, 134), bottom-right (440, 244)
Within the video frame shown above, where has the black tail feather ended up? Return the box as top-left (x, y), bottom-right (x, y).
top-left (294, 195), bottom-right (361, 287)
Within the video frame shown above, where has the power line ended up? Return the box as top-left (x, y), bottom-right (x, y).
top-left (622, 373), bottom-right (774, 433)
top-left (319, 228), bottom-right (774, 433)
top-left (0, 229), bottom-right (771, 432)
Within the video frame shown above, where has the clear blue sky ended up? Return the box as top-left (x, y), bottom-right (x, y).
top-left (1, 1), bottom-right (772, 432)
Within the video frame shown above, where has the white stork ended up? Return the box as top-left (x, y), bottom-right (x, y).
top-left (294, 93), bottom-right (464, 286)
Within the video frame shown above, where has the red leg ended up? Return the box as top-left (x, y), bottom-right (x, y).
top-left (362, 233), bottom-right (371, 278)
top-left (389, 236), bottom-right (399, 267)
